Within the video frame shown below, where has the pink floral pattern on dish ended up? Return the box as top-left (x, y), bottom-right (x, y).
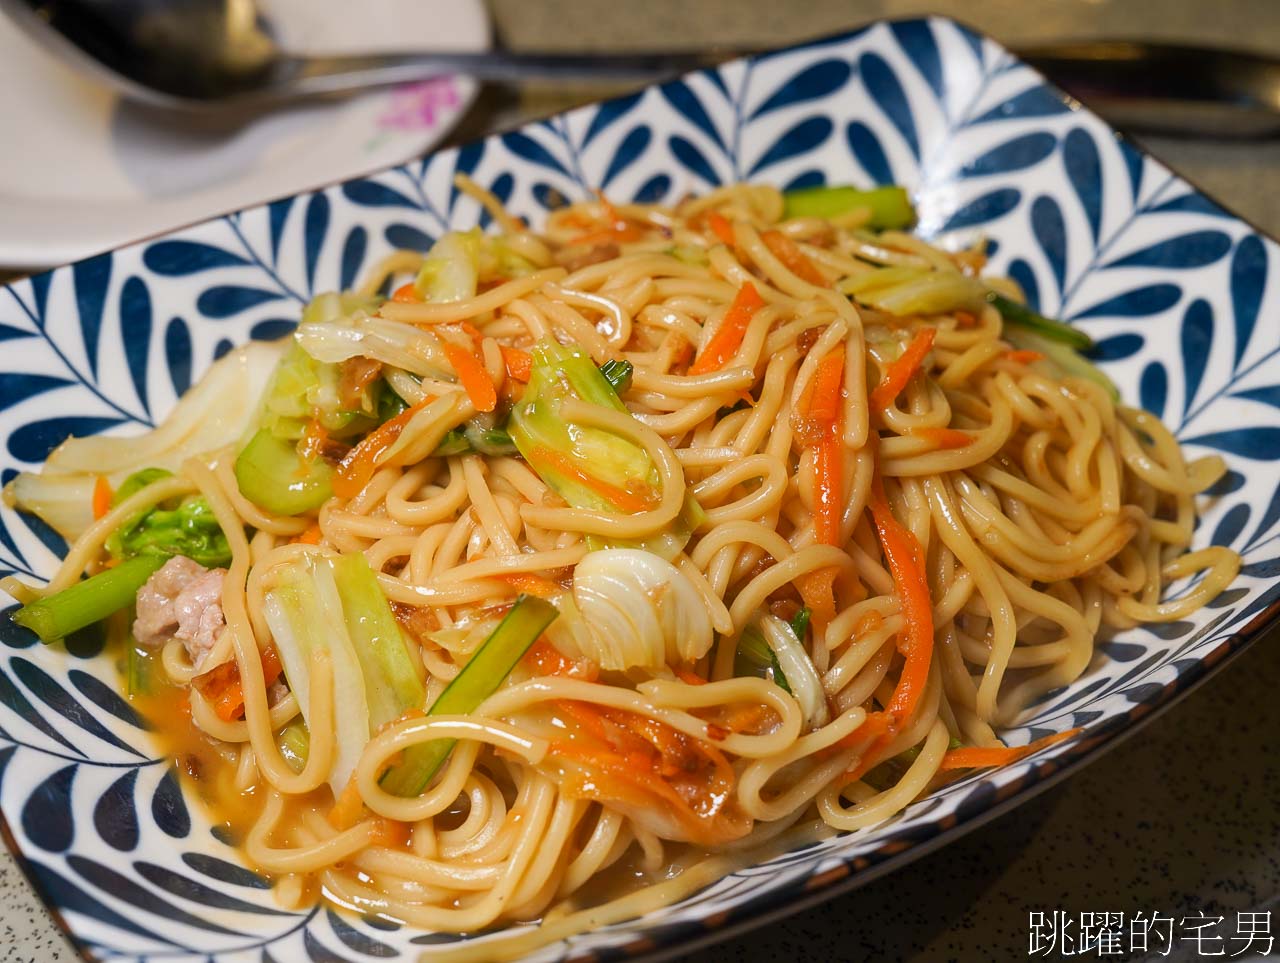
top-left (378, 77), bottom-right (462, 132)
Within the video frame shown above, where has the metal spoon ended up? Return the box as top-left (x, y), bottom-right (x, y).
top-left (3, 0), bottom-right (1280, 137)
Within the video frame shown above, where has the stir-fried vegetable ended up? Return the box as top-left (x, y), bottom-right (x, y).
top-left (104, 469), bottom-right (231, 567)
top-left (987, 292), bottom-right (1092, 351)
top-left (870, 328), bottom-right (936, 410)
top-left (263, 556), bottom-right (373, 794)
top-left (277, 720), bottom-right (310, 774)
top-left (5, 342), bottom-right (283, 541)
top-left (381, 595), bottom-right (558, 796)
top-left (735, 622), bottom-right (791, 693)
top-left (331, 553), bottom-right (426, 729)
top-left (841, 266), bottom-right (987, 318)
top-left (689, 282), bottom-right (765, 375)
top-left (264, 554), bottom-right (429, 795)
top-left (599, 359), bottom-right (634, 394)
top-left (13, 556), bottom-right (166, 644)
top-left (235, 429), bottom-right (334, 516)
top-left (434, 424), bottom-right (519, 458)
top-left (1002, 323), bottom-right (1120, 401)
top-left (782, 184), bottom-right (916, 230)
top-left (414, 231), bottom-right (481, 303)
top-left (509, 340), bottom-right (700, 560)
top-left (734, 606), bottom-right (811, 697)
top-left (253, 341), bottom-right (381, 443)
top-left (757, 612), bottom-right (828, 729)
top-left (569, 549), bottom-right (712, 670)
top-left (938, 728), bottom-right (1082, 770)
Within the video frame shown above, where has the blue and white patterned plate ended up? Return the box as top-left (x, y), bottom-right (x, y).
top-left (0, 16), bottom-right (1277, 962)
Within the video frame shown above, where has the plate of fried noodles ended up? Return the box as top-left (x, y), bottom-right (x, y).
top-left (0, 16), bottom-right (1275, 963)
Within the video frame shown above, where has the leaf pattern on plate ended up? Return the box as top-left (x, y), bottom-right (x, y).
top-left (0, 15), bottom-right (1277, 962)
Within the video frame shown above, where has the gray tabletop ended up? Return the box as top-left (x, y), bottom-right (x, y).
top-left (4, 1), bottom-right (1280, 960)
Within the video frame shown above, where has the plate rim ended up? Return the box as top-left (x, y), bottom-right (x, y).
top-left (0, 13), bottom-right (1277, 962)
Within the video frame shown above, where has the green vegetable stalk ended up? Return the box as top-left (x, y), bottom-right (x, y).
top-left (380, 595), bottom-right (558, 796)
top-left (782, 185), bottom-right (916, 230)
top-left (13, 556), bottom-right (166, 644)
top-left (987, 292), bottom-right (1093, 351)
top-left (235, 429), bottom-right (334, 516)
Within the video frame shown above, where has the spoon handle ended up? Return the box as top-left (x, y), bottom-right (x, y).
top-left (283, 49), bottom-right (732, 93)
top-left (277, 42), bottom-right (1280, 139)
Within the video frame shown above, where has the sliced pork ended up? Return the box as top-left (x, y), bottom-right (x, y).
top-left (132, 555), bottom-right (228, 671)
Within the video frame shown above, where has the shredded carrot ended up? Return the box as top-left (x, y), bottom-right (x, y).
top-left (101, 557), bottom-right (121, 569)
top-left (497, 572), bottom-right (560, 598)
top-left (91, 476), bottom-right (113, 520)
top-left (328, 775), bottom-right (365, 830)
top-left (723, 703), bottom-right (775, 734)
top-left (527, 446), bottom-right (655, 513)
top-left (333, 396), bottom-right (432, 499)
top-left (954, 310), bottom-right (978, 328)
top-left (392, 282), bottom-right (421, 303)
top-left (370, 818), bottom-right (410, 848)
top-left (297, 418), bottom-right (330, 465)
top-left (813, 433), bottom-right (845, 547)
top-left (869, 327), bottom-right (937, 410)
top-left (907, 427), bottom-right (972, 450)
top-left (674, 666), bottom-right (707, 686)
top-left (194, 647), bottom-right (283, 723)
top-left (796, 566), bottom-right (838, 626)
top-left (705, 211), bottom-right (736, 246)
top-left (569, 193), bottom-right (646, 246)
top-left (791, 346), bottom-right (846, 447)
top-left (555, 699), bottom-right (612, 743)
top-left (441, 338), bottom-right (497, 413)
top-left (837, 711), bottom-right (895, 772)
top-left (292, 523), bottom-right (323, 545)
top-left (1004, 349), bottom-right (1045, 364)
top-left (761, 230), bottom-right (826, 286)
top-left (790, 346), bottom-right (846, 547)
top-left (500, 345), bottom-right (532, 383)
top-left (689, 282), bottom-right (766, 376)
top-left (939, 728), bottom-right (1083, 771)
top-left (868, 474), bottom-right (933, 724)
top-left (525, 639), bottom-right (574, 676)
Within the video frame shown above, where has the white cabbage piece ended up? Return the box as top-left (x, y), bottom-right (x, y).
top-left (4, 340), bottom-right (285, 539)
top-left (569, 549), bottom-right (712, 670)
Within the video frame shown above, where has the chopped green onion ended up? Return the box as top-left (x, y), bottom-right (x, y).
top-left (380, 595), bottom-right (558, 796)
top-left (234, 428), bottom-right (333, 516)
top-left (987, 292), bottom-right (1093, 351)
top-left (599, 359), bottom-right (634, 395)
top-left (13, 555), bottom-right (166, 644)
top-left (782, 185), bottom-right (916, 230)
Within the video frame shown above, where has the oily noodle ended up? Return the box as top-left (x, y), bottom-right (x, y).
top-left (39, 181), bottom-right (1241, 960)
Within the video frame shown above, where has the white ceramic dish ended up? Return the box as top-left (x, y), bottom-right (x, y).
top-left (0, 0), bottom-right (488, 270)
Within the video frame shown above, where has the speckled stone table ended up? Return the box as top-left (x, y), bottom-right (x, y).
top-left (4, 1), bottom-right (1280, 960)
